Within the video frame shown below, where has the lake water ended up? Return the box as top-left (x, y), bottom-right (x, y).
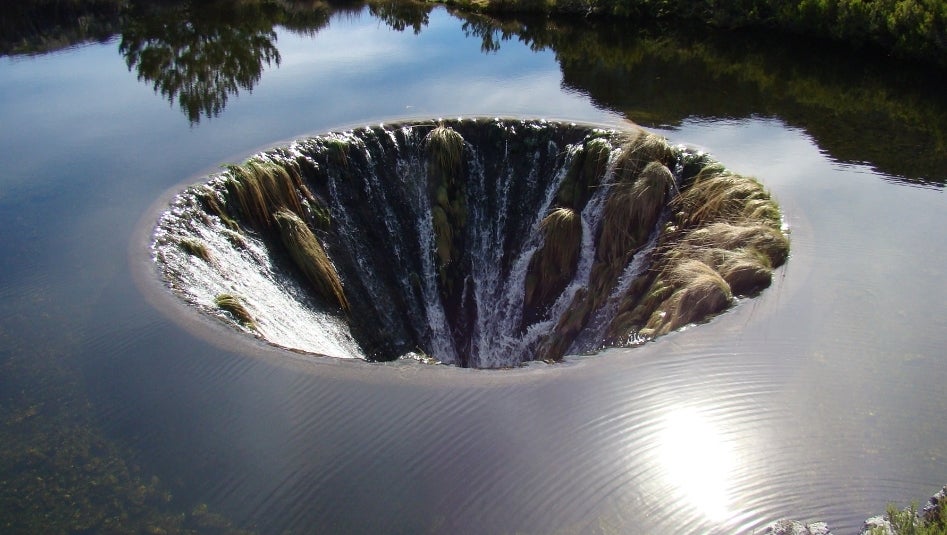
top-left (1, 3), bottom-right (946, 533)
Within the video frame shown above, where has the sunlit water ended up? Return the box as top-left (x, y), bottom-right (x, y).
top-left (1, 4), bottom-right (945, 534)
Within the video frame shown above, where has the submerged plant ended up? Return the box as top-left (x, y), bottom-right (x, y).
top-left (273, 209), bottom-right (348, 312)
top-left (214, 293), bottom-right (257, 330)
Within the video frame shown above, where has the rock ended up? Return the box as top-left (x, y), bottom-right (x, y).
top-left (765, 519), bottom-right (833, 535)
top-left (860, 515), bottom-right (894, 535)
top-left (922, 485), bottom-right (947, 526)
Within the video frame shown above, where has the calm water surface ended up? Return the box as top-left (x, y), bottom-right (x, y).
top-left (1, 4), bottom-right (945, 533)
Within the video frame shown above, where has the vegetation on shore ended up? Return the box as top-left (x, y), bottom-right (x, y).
top-left (867, 496), bottom-right (947, 535)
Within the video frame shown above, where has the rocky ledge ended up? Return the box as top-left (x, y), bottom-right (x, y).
top-left (765, 485), bottom-right (946, 535)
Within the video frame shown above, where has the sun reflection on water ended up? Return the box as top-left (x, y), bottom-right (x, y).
top-left (658, 406), bottom-right (738, 523)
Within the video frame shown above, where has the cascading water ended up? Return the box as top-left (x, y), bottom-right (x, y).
top-left (152, 118), bottom-right (789, 368)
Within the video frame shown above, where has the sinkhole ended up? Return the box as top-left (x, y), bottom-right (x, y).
top-left (152, 118), bottom-right (789, 368)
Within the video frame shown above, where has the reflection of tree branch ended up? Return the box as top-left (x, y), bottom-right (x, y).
top-left (120, 2), bottom-right (283, 123)
top-left (0, 0), bottom-right (126, 56)
top-left (368, 1), bottom-right (432, 35)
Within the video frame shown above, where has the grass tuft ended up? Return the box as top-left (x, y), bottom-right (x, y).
top-left (639, 259), bottom-right (732, 337)
top-left (178, 237), bottom-right (211, 262)
top-left (214, 293), bottom-right (257, 330)
top-left (196, 185), bottom-right (238, 230)
top-left (425, 125), bottom-right (465, 184)
top-left (223, 158), bottom-right (310, 229)
top-left (614, 131), bottom-right (673, 183)
top-left (273, 208), bottom-right (348, 312)
top-left (526, 207), bottom-right (583, 310)
top-left (674, 166), bottom-right (780, 229)
top-left (598, 161), bottom-right (674, 263)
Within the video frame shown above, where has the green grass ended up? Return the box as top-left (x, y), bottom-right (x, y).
top-left (869, 499), bottom-right (947, 535)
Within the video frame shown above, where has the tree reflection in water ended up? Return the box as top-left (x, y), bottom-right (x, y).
top-left (119, 2), bottom-right (287, 123)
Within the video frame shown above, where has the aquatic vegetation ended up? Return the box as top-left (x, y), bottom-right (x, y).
top-left (525, 207), bottom-right (582, 311)
top-left (224, 158), bottom-right (311, 229)
top-left (154, 119), bottom-right (788, 367)
top-left (425, 124), bottom-right (466, 184)
top-left (598, 158), bottom-right (674, 263)
top-left (606, 164), bottom-right (788, 342)
top-left (178, 236), bottom-right (211, 262)
top-left (0, 316), bottom-right (248, 533)
top-left (214, 293), bottom-right (257, 330)
top-left (273, 209), bottom-right (348, 313)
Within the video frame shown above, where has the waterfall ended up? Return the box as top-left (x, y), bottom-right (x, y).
top-left (151, 118), bottom-right (789, 368)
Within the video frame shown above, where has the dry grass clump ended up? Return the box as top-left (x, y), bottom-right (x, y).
top-left (674, 166), bottom-right (781, 229)
top-left (606, 161), bottom-right (789, 343)
top-left (424, 125), bottom-right (465, 183)
top-left (525, 207), bottom-right (582, 310)
top-left (178, 237), bottom-right (211, 262)
top-left (223, 158), bottom-right (312, 229)
top-left (683, 221), bottom-right (789, 267)
top-left (195, 185), bottom-right (238, 230)
top-left (613, 131), bottom-right (674, 183)
top-left (639, 259), bottom-right (732, 338)
top-left (273, 209), bottom-right (348, 312)
top-left (214, 293), bottom-right (257, 331)
top-left (598, 161), bottom-right (674, 263)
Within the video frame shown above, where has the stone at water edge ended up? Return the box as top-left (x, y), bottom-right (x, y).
top-left (765, 519), bottom-right (833, 535)
top-left (923, 485), bottom-right (947, 525)
top-left (768, 484), bottom-right (947, 535)
top-left (860, 515), bottom-right (894, 535)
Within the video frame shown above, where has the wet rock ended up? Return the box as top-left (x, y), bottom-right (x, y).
top-left (765, 519), bottom-right (833, 535)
